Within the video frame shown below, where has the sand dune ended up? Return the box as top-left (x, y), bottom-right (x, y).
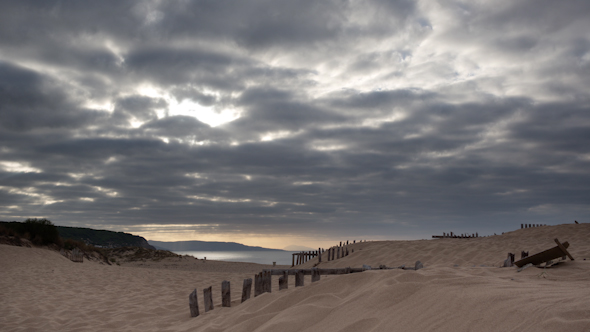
top-left (1, 224), bottom-right (589, 331)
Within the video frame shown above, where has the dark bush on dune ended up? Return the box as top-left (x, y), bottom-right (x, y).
top-left (0, 219), bottom-right (61, 246)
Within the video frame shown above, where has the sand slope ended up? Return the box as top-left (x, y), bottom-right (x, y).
top-left (1, 224), bottom-right (589, 331)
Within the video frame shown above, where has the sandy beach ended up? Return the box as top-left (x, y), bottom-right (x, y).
top-left (1, 223), bottom-right (589, 331)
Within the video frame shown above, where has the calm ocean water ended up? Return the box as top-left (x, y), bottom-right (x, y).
top-left (173, 250), bottom-right (299, 265)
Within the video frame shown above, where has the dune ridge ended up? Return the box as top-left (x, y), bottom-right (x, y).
top-left (1, 223), bottom-right (589, 331)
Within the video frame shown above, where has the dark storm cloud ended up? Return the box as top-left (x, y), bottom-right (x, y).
top-left (0, 62), bottom-right (108, 131)
top-left (0, 0), bottom-right (589, 241)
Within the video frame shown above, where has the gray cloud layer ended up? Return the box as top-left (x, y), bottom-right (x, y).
top-left (1, 0), bottom-right (589, 240)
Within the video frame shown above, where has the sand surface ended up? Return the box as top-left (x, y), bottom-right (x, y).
top-left (1, 224), bottom-right (589, 331)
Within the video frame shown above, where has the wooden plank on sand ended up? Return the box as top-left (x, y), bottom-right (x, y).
top-left (514, 240), bottom-right (573, 267)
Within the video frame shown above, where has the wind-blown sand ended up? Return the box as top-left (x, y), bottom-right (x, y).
top-left (1, 224), bottom-right (589, 331)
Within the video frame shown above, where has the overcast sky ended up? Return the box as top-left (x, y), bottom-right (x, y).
top-left (1, 0), bottom-right (589, 249)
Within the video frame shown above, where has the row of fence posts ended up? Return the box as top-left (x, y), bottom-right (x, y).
top-left (521, 224), bottom-right (546, 228)
top-left (292, 240), bottom-right (365, 267)
top-left (433, 232), bottom-right (480, 239)
top-left (189, 267), bottom-right (332, 318)
top-left (60, 248), bottom-right (83, 263)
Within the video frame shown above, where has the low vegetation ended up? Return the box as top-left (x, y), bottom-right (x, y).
top-left (0, 219), bottom-right (179, 265)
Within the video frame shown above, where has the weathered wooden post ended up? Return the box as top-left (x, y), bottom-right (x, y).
top-left (265, 271), bottom-right (272, 293)
top-left (254, 273), bottom-right (262, 297)
top-left (337, 246), bottom-right (340, 259)
top-left (295, 270), bottom-right (304, 287)
top-left (311, 268), bottom-right (320, 282)
top-left (292, 253), bottom-right (295, 267)
top-left (222, 281), bottom-right (231, 307)
top-left (503, 253), bottom-right (515, 267)
top-left (242, 278), bottom-right (252, 303)
top-left (318, 248), bottom-right (322, 263)
top-left (189, 289), bottom-right (200, 317)
top-left (203, 286), bottom-right (214, 312)
top-left (331, 247), bottom-right (335, 260)
top-left (279, 270), bottom-right (288, 290)
top-left (521, 224), bottom-right (523, 229)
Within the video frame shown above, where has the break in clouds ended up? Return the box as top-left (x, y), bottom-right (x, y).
top-left (1, 0), bottom-right (589, 242)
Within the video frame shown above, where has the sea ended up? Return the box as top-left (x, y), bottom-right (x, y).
top-left (173, 250), bottom-right (300, 265)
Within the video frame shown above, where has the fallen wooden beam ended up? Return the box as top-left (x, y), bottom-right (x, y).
top-left (513, 239), bottom-right (574, 267)
top-left (262, 268), bottom-right (364, 276)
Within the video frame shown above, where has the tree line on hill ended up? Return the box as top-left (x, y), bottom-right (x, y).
top-left (0, 219), bottom-right (154, 250)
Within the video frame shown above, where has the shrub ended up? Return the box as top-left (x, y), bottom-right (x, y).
top-left (23, 218), bottom-right (61, 246)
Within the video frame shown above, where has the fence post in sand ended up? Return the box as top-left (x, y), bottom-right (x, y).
top-left (331, 247), bottom-right (335, 260)
top-left (254, 273), bottom-right (262, 297)
top-left (318, 248), bottom-right (322, 263)
top-left (203, 286), bottom-right (214, 312)
top-left (265, 271), bottom-right (272, 293)
top-left (242, 278), bottom-right (252, 303)
top-left (292, 254), bottom-right (295, 267)
top-left (311, 268), bottom-right (320, 282)
top-left (337, 246), bottom-right (341, 259)
top-left (222, 281), bottom-right (231, 307)
top-left (295, 270), bottom-right (304, 287)
top-left (279, 270), bottom-right (288, 290)
top-left (189, 289), bottom-right (200, 317)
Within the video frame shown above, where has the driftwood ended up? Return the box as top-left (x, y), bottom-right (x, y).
top-left (203, 286), bottom-right (214, 312)
top-left (514, 239), bottom-right (574, 267)
top-left (295, 270), bottom-right (304, 287)
top-left (222, 281), bottom-right (231, 307)
top-left (242, 278), bottom-right (252, 303)
top-left (189, 289), bottom-right (200, 317)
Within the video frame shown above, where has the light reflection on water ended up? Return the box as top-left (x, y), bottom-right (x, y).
top-left (173, 251), bottom-right (299, 265)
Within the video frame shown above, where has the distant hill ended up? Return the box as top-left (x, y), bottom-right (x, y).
top-left (56, 225), bottom-right (155, 250)
top-left (283, 245), bottom-right (316, 251)
top-left (148, 240), bottom-right (284, 252)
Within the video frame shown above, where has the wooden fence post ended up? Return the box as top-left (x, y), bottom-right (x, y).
top-left (242, 278), bottom-right (252, 303)
top-left (203, 286), bottom-right (214, 312)
top-left (222, 281), bottom-right (231, 307)
top-left (189, 289), bottom-right (199, 317)
top-left (265, 271), bottom-right (272, 293)
top-left (311, 268), bottom-right (320, 282)
top-left (279, 271), bottom-right (288, 290)
top-left (337, 247), bottom-right (340, 259)
top-left (295, 270), bottom-right (304, 287)
top-left (318, 248), bottom-right (322, 263)
top-left (292, 253), bottom-right (295, 267)
top-left (254, 273), bottom-right (262, 297)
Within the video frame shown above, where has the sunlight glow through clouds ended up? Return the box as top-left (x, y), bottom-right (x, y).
top-left (0, 161), bottom-right (41, 173)
top-left (137, 86), bottom-right (240, 127)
